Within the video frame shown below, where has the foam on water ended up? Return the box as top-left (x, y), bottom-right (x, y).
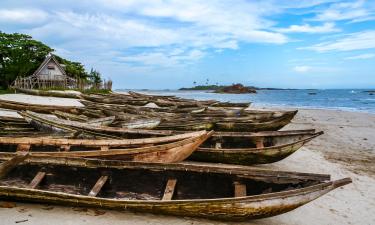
top-left (117, 89), bottom-right (375, 114)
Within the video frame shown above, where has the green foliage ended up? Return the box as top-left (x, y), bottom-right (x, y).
top-left (82, 88), bottom-right (111, 94)
top-left (0, 31), bottom-right (104, 89)
top-left (54, 55), bottom-right (88, 80)
top-left (88, 68), bottom-right (102, 86)
top-left (0, 31), bottom-right (53, 88)
top-left (0, 88), bottom-right (14, 94)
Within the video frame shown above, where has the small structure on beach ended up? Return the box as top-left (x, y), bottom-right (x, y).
top-left (12, 54), bottom-right (77, 89)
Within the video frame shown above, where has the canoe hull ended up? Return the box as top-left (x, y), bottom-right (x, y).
top-left (190, 138), bottom-right (308, 165)
top-left (0, 178), bottom-right (349, 221)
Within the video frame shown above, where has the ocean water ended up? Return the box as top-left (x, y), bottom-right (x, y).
top-left (117, 89), bottom-right (375, 114)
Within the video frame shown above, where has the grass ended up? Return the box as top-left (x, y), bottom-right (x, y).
top-left (0, 89), bottom-right (15, 94)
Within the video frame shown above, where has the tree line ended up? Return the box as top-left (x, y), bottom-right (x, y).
top-left (0, 31), bottom-right (102, 89)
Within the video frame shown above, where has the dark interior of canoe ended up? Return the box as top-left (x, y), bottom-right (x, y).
top-left (200, 132), bottom-right (317, 149)
top-left (0, 162), bottom-right (323, 200)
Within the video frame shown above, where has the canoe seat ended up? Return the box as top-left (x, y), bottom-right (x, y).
top-left (233, 181), bottom-right (247, 197)
top-left (0, 152), bottom-right (29, 179)
top-left (254, 137), bottom-right (264, 148)
top-left (16, 144), bottom-right (30, 152)
top-left (101, 146), bottom-right (109, 151)
top-left (162, 179), bottom-right (177, 201)
top-left (28, 171), bottom-right (46, 189)
top-left (88, 175), bottom-right (109, 197)
top-left (60, 145), bottom-right (71, 151)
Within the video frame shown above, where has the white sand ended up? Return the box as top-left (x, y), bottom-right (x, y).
top-left (0, 96), bottom-right (374, 224)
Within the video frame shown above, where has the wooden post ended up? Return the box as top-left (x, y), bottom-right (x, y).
top-left (28, 171), bottom-right (46, 189)
top-left (0, 152), bottom-right (28, 179)
top-left (162, 179), bottom-right (177, 201)
top-left (233, 181), bottom-right (247, 197)
top-left (88, 175), bottom-right (108, 197)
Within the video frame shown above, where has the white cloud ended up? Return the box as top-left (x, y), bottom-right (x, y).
top-left (277, 22), bottom-right (340, 33)
top-left (0, 8), bottom-right (48, 24)
top-left (301, 30), bottom-right (375, 52)
top-left (293, 66), bottom-right (311, 73)
top-left (311, 0), bottom-right (375, 23)
top-left (345, 53), bottom-right (375, 60)
top-left (119, 49), bottom-right (205, 67)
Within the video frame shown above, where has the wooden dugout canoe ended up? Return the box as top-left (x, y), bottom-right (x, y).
top-left (0, 130), bottom-right (207, 149)
top-left (189, 130), bottom-right (323, 165)
top-left (20, 111), bottom-right (172, 138)
top-left (0, 98), bottom-right (80, 114)
top-left (214, 110), bottom-right (297, 132)
top-left (0, 131), bottom-right (212, 162)
top-left (0, 155), bottom-right (351, 221)
top-left (156, 111), bottom-right (297, 132)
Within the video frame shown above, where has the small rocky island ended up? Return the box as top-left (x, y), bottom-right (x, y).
top-left (180, 83), bottom-right (257, 94)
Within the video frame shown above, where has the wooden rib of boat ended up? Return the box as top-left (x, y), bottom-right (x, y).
top-left (189, 130), bottom-right (323, 165)
top-left (0, 156), bottom-right (351, 221)
top-left (20, 111), bottom-right (172, 138)
top-left (0, 130), bottom-right (212, 162)
top-left (0, 98), bottom-right (80, 114)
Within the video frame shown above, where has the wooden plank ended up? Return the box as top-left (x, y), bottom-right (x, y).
top-left (28, 171), bottom-right (46, 189)
top-left (162, 179), bottom-right (177, 201)
top-left (88, 175), bottom-right (108, 197)
top-left (234, 181), bottom-right (247, 197)
top-left (16, 144), bottom-right (30, 152)
top-left (0, 152), bottom-right (28, 179)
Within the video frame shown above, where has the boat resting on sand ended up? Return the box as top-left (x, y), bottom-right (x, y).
top-left (0, 130), bottom-right (207, 150)
top-left (156, 111), bottom-right (297, 132)
top-left (0, 131), bottom-right (212, 163)
top-left (20, 111), bottom-right (172, 138)
top-left (0, 98), bottom-right (80, 114)
top-left (189, 130), bottom-right (323, 165)
top-left (0, 155), bottom-right (351, 221)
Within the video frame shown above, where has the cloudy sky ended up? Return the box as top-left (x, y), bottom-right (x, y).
top-left (1, 0), bottom-right (374, 89)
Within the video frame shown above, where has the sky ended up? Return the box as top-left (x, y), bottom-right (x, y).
top-left (0, 0), bottom-right (374, 89)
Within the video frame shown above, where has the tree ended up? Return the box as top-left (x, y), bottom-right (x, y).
top-left (88, 68), bottom-right (102, 88)
top-left (0, 31), bottom-right (52, 88)
top-left (54, 55), bottom-right (88, 80)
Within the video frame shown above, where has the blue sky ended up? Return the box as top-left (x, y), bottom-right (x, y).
top-left (0, 0), bottom-right (374, 89)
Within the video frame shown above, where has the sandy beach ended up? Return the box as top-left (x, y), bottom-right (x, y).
top-left (0, 94), bottom-right (374, 225)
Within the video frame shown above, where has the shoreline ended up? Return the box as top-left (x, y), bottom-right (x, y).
top-left (0, 93), bottom-right (374, 224)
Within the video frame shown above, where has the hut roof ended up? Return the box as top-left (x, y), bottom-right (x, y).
top-left (33, 54), bottom-right (67, 77)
